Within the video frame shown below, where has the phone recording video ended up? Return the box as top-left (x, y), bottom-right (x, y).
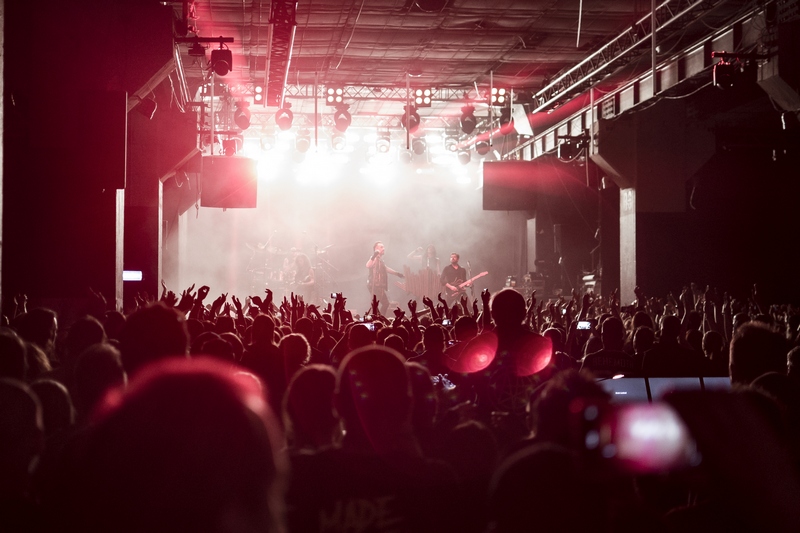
top-left (577, 320), bottom-right (592, 330)
top-left (580, 402), bottom-right (700, 475)
top-left (365, 322), bottom-right (376, 332)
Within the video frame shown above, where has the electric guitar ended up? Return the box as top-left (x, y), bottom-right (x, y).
top-left (445, 271), bottom-right (488, 297)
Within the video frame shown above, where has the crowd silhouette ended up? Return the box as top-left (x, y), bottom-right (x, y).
top-left (1, 281), bottom-right (800, 532)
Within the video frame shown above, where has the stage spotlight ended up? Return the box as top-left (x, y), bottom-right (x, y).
top-left (412, 137), bottom-right (427, 155)
top-left (325, 86), bottom-right (345, 105)
top-left (223, 139), bottom-right (237, 156)
top-left (275, 106), bottom-right (294, 131)
top-left (188, 42), bottom-right (206, 57)
top-left (557, 138), bottom-right (586, 161)
top-left (713, 60), bottom-right (737, 89)
top-left (333, 104), bottom-right (352, 132)
top-left (210, 48), bottom-right (233, 76)
top-left (413, 88), bottom-right (434, 107)
top-left (331, 131), bottom-right (347, 151)
top-left (475, 140), bottom-right (490, 155)
top-left (376, 130), bottom-right (391, 153)
top-left (234, 101), bottom-right (251, 130)
top-left (253, 85), bottom-right (264, 105)
top-left (399, 150), bottom-right (413, 164)
top-left (261, 134), bottom-right (275, 151)
top-left (402, 105), bottom-right (420, 133)
top-left (444, 135), bottom-right (459, 152)
top-left (457, 150), bottom-right (471, 165)
top-left (296, 129), bottom-right (311, 153)
top-left (491, 87), bottom-right (507, 105)
top-left (460, 105), bottom-right (476, 134)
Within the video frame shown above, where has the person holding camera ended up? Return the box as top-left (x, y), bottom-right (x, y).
top-left (366, 241), bottom-right (404, 315)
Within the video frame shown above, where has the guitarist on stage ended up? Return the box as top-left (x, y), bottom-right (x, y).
top-left (440, 252), bottom-right (468, 305)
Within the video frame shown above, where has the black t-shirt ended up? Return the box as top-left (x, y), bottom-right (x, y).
top-left (440, 265), bottom-right (467, 295)
top-left (287, 448), bottom-right (462, 533)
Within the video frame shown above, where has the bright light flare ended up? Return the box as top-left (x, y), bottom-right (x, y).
top-left (446, 333), bottom-right (498, 374)
top-left (608, 403), bottom-right (698, 474)
top-left (512, 335), bottom-right (552, 377)
top-left (295, 151), bottom-right (346, 185)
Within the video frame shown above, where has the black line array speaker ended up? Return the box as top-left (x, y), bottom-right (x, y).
top-left (200, 156), bottom-right (258, 208)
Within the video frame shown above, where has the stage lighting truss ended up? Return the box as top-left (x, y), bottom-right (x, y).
top-left (413, 88), bottom-right (434, 107)
top-left (376, 129), bottom-right (391, 153)
top-left (325, 86), bottom-right (345, 106)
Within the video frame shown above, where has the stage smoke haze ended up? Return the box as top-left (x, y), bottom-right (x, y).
top-left (180, 143), bottom-right (527, 311)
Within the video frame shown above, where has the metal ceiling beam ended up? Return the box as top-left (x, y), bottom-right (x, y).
top-left (264, 0), bottom-right (297, 107)
top-left (532, 0), bottom-right (720, 113)
top-left (509, 3), bottom-right (768, 160)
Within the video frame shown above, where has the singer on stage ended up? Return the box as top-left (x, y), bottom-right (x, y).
top-left (366, 241), bottom-right (404, 315)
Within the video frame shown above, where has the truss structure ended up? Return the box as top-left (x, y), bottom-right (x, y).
top-left (532, 0), bottom-right (721, 112)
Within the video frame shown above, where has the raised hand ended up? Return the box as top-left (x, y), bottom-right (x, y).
top-left (481, 288), bottom-right (491, 307)
top-left (393, 307), bottom-right (405, 320)
top-left (437, 293), bottom-right (448, 307)
top-left (231, 295), bottom-right (243, 313)
top-left (12, 293), bottom-right (28, 318)
top-left (210, 293), bottom-right (227, 316)
top-left (472, 299), bottom-right (479, 317)
top-left (371, 294), bottom-right (380, 316)
top-left (264, 288), bottom-right (274, 308)
top-left (460, 294), bottom-right (470, 317)
top-left (177, 286), bottom-right (195, 313)
top-left (163, 291), bottom-right (178, 308)
top-left (197, 285), bottom-right (210, 303)
top-left (408, 299), bottom-right (417, 315)
top-left (422, 296), bottom-right (434, 309)
top-left (86, 287), bottom-right (107, 317)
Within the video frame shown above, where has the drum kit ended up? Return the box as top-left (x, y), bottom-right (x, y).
top-left (245, 240), bottom-right (337, 301)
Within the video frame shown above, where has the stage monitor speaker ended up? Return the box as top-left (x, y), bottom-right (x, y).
top-left (200, 156), bottom-right (258, 208)
top-left (483, 157), bottom-right (586, 211)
